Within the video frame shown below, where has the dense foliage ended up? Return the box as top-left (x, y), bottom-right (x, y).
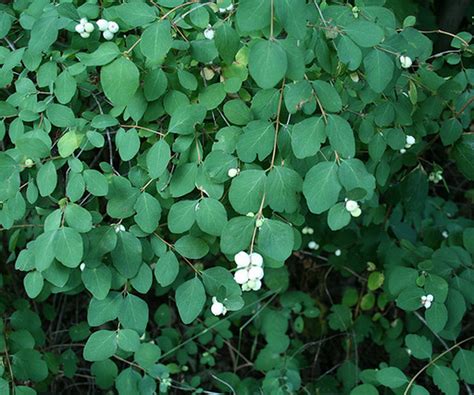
top-left (0, 0), bottom-right (473, 394)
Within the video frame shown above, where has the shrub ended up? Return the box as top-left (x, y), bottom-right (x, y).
top-left (0, 0), bottom-right (473, 394)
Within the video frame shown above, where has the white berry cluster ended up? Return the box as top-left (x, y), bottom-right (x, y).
top-left (441, 230), bottom-right (449, 239)
top-left (96, 19), bottom-right (119, 40)
top-left (75, 18), bottom-right (95, 39)
top-left (421, 294), bottom-right (434, 309)
top-left (308, 241), bottom-right (319, 250)
top-left (399, 55), bottom-right (413, 69)
top-left (114, 224), bottom-right (126, 233)
top-left (345, 199), bottom-right (362, 217)
top-left (302, 226), bottom-right (314, 235)
top-left (429, 169), bottom-right (443, 183)
top-left (400, 135), bottom-right (416, 154)
top-left (233, 251), bottom-right (264, 292)
top-left (210, 296), bottom-right (227, 316)
top-left (204, 25), bottom-right (215, 40)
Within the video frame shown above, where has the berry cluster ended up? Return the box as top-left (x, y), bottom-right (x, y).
top-left (75, 18), bottom-right (95, 39)
top-left (96, 19), bottom-right (120, 41)
top-left (210, 296), bottom-right (227, 316)
top-left (400, 135), bottom-right (416, 154)
top-left (421, 294), bottom-right (434, 309)
top-left (399, 55), bottom-right (413, 69)
top-left (233, 251), bottom-right (264, 291)
top-left (204, 25), bottom-right (215, 40)
top-left (345, 199), bottom-right (362, 218)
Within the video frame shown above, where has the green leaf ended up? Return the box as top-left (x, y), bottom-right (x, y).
top-left (312, 81), bottom-right (342, 113)
top-left (168, 104), bottom-right (207, 134)
top-left (175, 277), bottom-right (206, 324)
top-left (117, 329), bottom-right (141, 353)
top-left (28, 15), bottom-right (59, 53)
top-left (327, 203), bottom-right (351, 231)
top-left (344, 20), bottom-right (384, 47)
top-left (58, 131), bottom-right (82, 158)
top-left (266, 166), bottom-right (302, 213)
top-left (116, 128), bottom-right (140, 161)
top-left (64, 203), bottom-right (93, 233)
top-left (433, 366), bottom-right (459, 395)
top-left (0, 153), bottom-right (20, 201)
top-left (364, 49), bottom-right (394, 93)
top-left (116, 2), bottom-right (157, 27)
top-left (291, 117), bottom-right (326, 159)
top-left (146, 139), bottom-right (171, 179)
top-left (396, 287), bottom-right (424, 311)
top-left (337, 36), bottom-right (362, 71)
top-left (118, 294), bottom-right (149, 333)
top-left (168, 200), bottom-right (197, 234)
top-left (77, 42), bottom-right (121, 66)
top-left (54, 227), bottom-right (83, 268)
top-left (452, 135), bottom-right (474, 180)
top-left (83, 330), bottom-right (118, 362)
top-left (236, 0), bottom-right (271, 32)
top-left (82, 265), bottom-right (112, 301)
top-left (141, 20), bottom-right (173, 62)
top-left (350, 384), bottom-right (379, 395)
top-left (46, 104), bottom-right (75, 127)
top-left (88, 292), bottom-right (122, 327)
top-left (23, 271), bottom-right (44, 299)
top-left (229, 170), bottom-right (266, 215)
top-left (111, 231), bottom-right (142, 278)
top-left (220, 216), bottom-right (255, 255)
top-left (101, 57), bottom-right (140, 106)
top-left (303, 161), bottom-right (341, 214)
top-left (169, 163), bottom-right (198, 197)
top-left (236, 120), bottom-right (275, 162)
top-left (258, 219), bottom-right (294, 262)
top-left (215, 23), bottom-right (240, 64)
top-left (84, 170), bottom-right (109, 196)
top-left (174, 235), bottom-right (209, 259)
top-left (326, 115), bottom-right (355, 158)
top-left (376, 367), bottom-right (408, 388)
top-left (55, 70), bottom-right (76, 104)
top-left (405, 334), bottom-right (432, 360)
top-left (453, 349), bottom-right (474, 384)
top-left (249, 40), bottom-right (288, 89)
top-left (425, 302), bottom-right (448, 333)
top-left (338, 159), bottom-right (376, 199)
top-left (134, 192), bottom-right (162, 233)
top-left (196, 198), bottom-right (227, 236)
top-left (440, 118), bottom-right (463, 146)
top-left (37, 161), bottom-right (57, 197)
top-left (154, 251), bottom-right (180, 287)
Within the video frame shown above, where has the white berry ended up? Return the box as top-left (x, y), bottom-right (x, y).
top-left (400, 55), bottom-right (413, 69)
top-left (103, 30), bottom-right (114, 40)
top-left (255, 218), bottom-right (264, 228)
top-left (335, 249), bottom-right (342, 257)
top-left (80, 32), bottom-right (90, 39)
top-left (114, 224), bottom-right (126, 233)
top-left (241, 282), bottom-right (251, 292)
top-left (249, 252), bottom-right (263, 267)
top-left (248, 266), bottom-right (264, 281)
top-left (75, 24), bottom-right (85, 34)
top-left (227, 168), bottom-right (239, 178)
top-left (400, 148), bottom-right (407, 154)
top-left (234, 268), bottom-right (249, 284)
top-left (84, 22), bottom-right (95, 33)
top-left (79, 263), bottom-right (86, 271)
top-left (247, 279), bottom-right (261, 291)
top-left (234, 251), bottom-right (251, 268)
top-left (350, 207), bottom-right (362, 218)
top-left (107, 21), bottom-right (119, 33)
top-left (204, 26), bottom-right (215, 40)
top-left (24, 158), bottom-right (34, 168)
top-left (406, 135), bottom-right (416, 146)
top-left (96, 19), bottom-right (109, 31)
top-left (80, 18), bottom-right (88, 25)
top-left (211, 297), bottom-right (227, 316)
top-left (442, 230), bottom-right (449, 239)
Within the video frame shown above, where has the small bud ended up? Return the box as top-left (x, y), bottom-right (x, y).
top-left (226, 3), bottom-right (234, 11)
top-left (227, 168), bottom-right (239, 178)
top-left (241, 282), bottom-right (251, 292)
top-left (79, 263), bottom-right (86, 271)
top-left (96, 19), bottom-right (109, 31)
top-left (442, 230), bottom-right (449, 239)
top-left (24, 158), bottom-right (34, 168)
top-left (350, 73), bottom-right (359, 83)
top-left (107, 21), bottom-right (119, 34)
top-left (400, 55), bottom-right (413, 69)
top-left (255, 217), bottom-right (264, 228)
top-left (211, 297), bottom-right (226, 316)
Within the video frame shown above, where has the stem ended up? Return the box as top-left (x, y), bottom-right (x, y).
top-left (268, 78), bottom-right (286, 171)
top-left (270, 0), bottom-right (274, 39)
